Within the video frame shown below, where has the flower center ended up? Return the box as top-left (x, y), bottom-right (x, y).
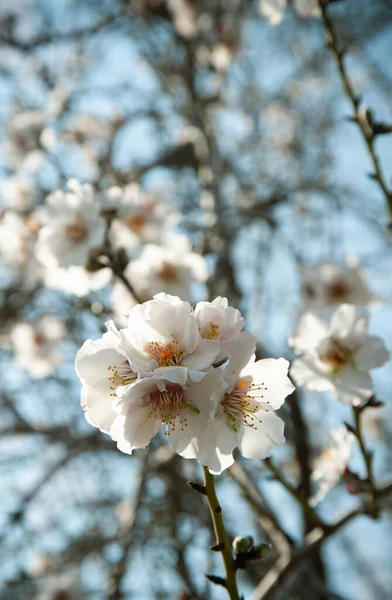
top-left (148, 338), bottom-right (185, 367)
top-left (222, 376), bottom-right (269, 432)
top-left (148, 385), bottom-right (187, 435)
top-left (319, 337), bottom-right (353, 370)
top-left (327, 279), bottom-right (350, 303)
top-left (125, 212), bottom-right (146, 233)
top-left (157, 261), bottom-right (178, 282)
top-left (108, 361), bottom-right (137, 397)
top-left (204, 321), bottom-right (220, 340)
top-left (65, 216), bottom-right (88, 242)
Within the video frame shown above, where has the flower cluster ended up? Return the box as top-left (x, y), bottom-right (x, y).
top-left (75, 294), bottom-right (295, 473)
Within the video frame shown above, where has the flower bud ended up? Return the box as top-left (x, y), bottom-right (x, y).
top-left (232, 536), bottom-right (254, 553)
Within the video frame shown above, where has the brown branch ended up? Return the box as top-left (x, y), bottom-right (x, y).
top-left (249, 478), bottom-right (392, 600)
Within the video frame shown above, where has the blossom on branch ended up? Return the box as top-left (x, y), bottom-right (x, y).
top-left (301, 262), bottom-right (373, 312)
top-left (310, 426), bottom-right (354, 506)
top-left (10, 316), bottom-right (65, 378)
top-left (35, 179), bottom-right (104, 269)
top-left (75, 293), bottom-right (294, 472)
top-left (124, 236), bottom-right (208, 302)
top-left (289, 304), bottom-right (389, 406)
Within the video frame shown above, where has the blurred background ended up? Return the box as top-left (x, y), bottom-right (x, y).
top-left (1, 0), bottom-right (392, 598)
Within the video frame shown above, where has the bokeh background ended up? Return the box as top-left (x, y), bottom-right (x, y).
top-left (1, 1), bottom-right (392, 599)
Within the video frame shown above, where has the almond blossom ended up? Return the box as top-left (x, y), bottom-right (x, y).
top-left (104, 183), bottom-right (175, 252)
top-left (310, 426), bottom-right (354, 506)
top-left (301, 262), bottom-right (372, 311)
top-left (124, 236), bottom-right (208, 302)
top-left (35, 179), bottom-right (104, 269)
top-left (185, 334), bottom-right (295, 474)
top-left (259, 0), bottom-right (319, 27)
top-left (112, 369), bottom-right (224, 456)
top-left (75, 293), bottom-right (294, 472)
top-left (117, 293), bottom-right (221, 377)
top-left (10, 316), bottom-right (65, 378)
top-left (289, 304), bottom-right (389, 406)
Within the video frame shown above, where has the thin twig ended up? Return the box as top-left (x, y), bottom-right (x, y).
top-left (353, 406), bottom-right (378, 517)
top-left (250, 478), bottom-right (392, 600)
top-left (319, 0), bottom-right (392, 215)
top-left (203, 467), bottom-right (241, 600)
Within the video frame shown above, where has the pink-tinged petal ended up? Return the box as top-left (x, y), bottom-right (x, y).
top-left (238, 411), bottom-right (285, 460)
top-left (333, 368), bottom-right (373, 406)
top-left (243, 357), bottom-right (295, 409)
top-left (181, 338), bottom-right (221, 371)
top-left (354, 336), bottom-right (389, 371)
top-left (290, 357), bottom-right (334, 392)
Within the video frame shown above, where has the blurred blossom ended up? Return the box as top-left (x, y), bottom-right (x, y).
top-left (44, 265), bottom-right (112, 297)
top-left (259, 0), bottom-right (320, 26)
top-left (310, 426), bottom-right (355, 506)
top-left (1, 175), bottom-right (38, 211)
top-left (301, 262), bottom-right (373, 312)
top-left (35, 179), bottom-right (105, 269)
top-left (105, 183), bottom-right (176, 252)
top-left (0, 210), bottom-right (42, 284)
top-left (5, 109), bottom-right (47, 169)
top-left (10, 316), bottom-right (65, 378)
top-left (290, 304), bottom-right (389, 406)
top-left (167, 0), bottom-right (200, 39)
top-left (124, 236), bottom-right (208, 301)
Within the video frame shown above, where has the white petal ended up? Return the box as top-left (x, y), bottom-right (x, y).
top-left (244, 357), bottom-right (295, 409)
top-left (289, 312), bottom-right (329, 353)
top-left (290, 357), bottom-right (334, 391)
top-left (238, 411), bottom-right (285, 459)
top-left (333, 368), bottom-right (373, 406)
top-left (354, 336), bottom-right (389, 371)
top-left (120, 404), bottom-right (162, 449)
top-left (75, 338), bottom-right (126, 386)
top-left (181, 338), bottom-right (221, 371)
top-left (185, 369), bottom-right (227, 418)
top-left (83, 382), bottom-right (118, 433)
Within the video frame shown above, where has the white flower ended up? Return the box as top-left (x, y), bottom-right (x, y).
top-left (290, 305), bottom-right (389, 406)
top-left (112, 369), bottom-right (224, 456)
top-left (75, 324), bottom-right (138, 433)
top-left (0, 210), bottom-right (42, 284)
top-left (44, 265), bottom-right (112, 297)
top-left (2, 175), bottom-right (38, 211)
top-left (75, 314), bottom-right (222, 455)
top-left (124, 236), bottom-right (208, 302)
top-left (105, 183), bottom-right (175, 252)
top-left (193, 296), bottom-right (245, 362)
top-left (259, 0), bottom-right (319, 26)
top-left (191, 333), bottom-right (295, 474)
top-left (35, 179), bottom-right (105, 268)
top-left (10, 316), bottom-right (65, 378)
top-left (119, 293), bottom-right (221, 377)
top-left (301, 262), bottom-right (372, 311)
top-left (310, 426), bottom-right (354, 506)
top-left (75, 294), bottom-right (294, 470)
